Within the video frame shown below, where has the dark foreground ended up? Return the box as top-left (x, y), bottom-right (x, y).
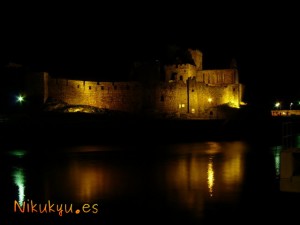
top-left (2, 110), bottom-right (300, 224)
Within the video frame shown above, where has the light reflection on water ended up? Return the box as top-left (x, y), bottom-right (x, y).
top-left (272, 146), bottom-right (282, 177)
top-left (207, 156), bottom-right (214, 197)
top-left (44, 159), bottom-right (130, 202)
top-left (159, 141), bottom-right (246, 218)
top-left (4, 141), bottom-right (249, 223)
top-left (12, 167), bottom-right (26, 206)
top-left (271, 133), bottom-right (300, 178)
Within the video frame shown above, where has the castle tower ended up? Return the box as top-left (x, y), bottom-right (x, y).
top-left (188, 49), bottom-right (203, 70)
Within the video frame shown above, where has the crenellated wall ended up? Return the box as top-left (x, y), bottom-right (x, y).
top-left (48, 77), bottom-right (143, 112)
top-left (196, 69), bottom-right (238, 85)
top-left (164, 64), bottom-right (197, 83)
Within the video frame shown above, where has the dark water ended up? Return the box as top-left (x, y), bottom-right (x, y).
top-left (1, 138), bottom-right (300, 225)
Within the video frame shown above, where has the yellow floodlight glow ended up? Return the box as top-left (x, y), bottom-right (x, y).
top-left (207, 157), bottom-right (214, 197)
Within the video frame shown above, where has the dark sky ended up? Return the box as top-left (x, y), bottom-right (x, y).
top-left (1, 3), bottom-right (300, 106)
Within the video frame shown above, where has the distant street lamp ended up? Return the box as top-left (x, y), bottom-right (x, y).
top-left (290, 102), bottom-right (293, 110)
top-left (16, 94), bottom-right (25, 104)
top-left (275, 102), bottom-right (281, 109)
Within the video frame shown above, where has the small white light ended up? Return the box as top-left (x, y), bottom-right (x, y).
top-left (16, 95), bottom-right (25, 103)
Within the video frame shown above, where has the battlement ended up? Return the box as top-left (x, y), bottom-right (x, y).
top-left (196, 69), bottom-right (238, 85)
top-left (164, 64), bottom-right (197, 83)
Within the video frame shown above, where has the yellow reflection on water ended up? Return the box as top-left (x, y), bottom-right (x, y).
top-left (43, 158), bottom-right (129, 203)
top-left (12, 167), bottom-right (26, 205)
top-left (162, 141), bottom-right (247, 217)
top-left (221, 142), bottom-right (245, 190)
top-left (207, 157), bottom-right (214, 197)
top-left (67, 161), bottom-right (107, 202)
top-left (32, 141), bottom-right (247, 218)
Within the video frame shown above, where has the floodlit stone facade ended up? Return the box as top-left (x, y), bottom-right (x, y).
top-left (26, 48), bottom-right (245, 119)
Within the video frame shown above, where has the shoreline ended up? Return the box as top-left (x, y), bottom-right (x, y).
top-left (1, 111), bottom-right (299, 148)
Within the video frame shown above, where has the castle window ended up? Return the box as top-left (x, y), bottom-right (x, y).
top-left (160, 95), bottom-right (164, 102)
top-left (114, 86), bottom-right (117, 90)
top-left (180, 75), bottom-right (183, 81)
top-left (89, 86), bottom-right (92, 90)
top-left (191, 108), bottom-right (195, 113)
top-left (233, 87), bottom-right (236, 92)
top-left (97, 82), bottom-right (100, 85)
top-left (210, 111), bottom-right (213, 116)
top-left (77, 85), bottom-right (80, 88)
top-left (181, 104), bottom-right (185, 108)
top-left (101, 86), bottom-right (104, 90)
top-left (192, 89), bottom-right (194, 92)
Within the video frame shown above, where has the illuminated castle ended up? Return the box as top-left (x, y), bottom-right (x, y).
top-left (25, 48), bottom-right (245, 119)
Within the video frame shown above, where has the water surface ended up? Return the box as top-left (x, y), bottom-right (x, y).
top-left (0, 140), bottom-right (299, 224)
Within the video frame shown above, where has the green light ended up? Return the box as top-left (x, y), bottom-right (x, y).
top-left (16, 94), bottom-right (26, 104)
top-left (272, 146), bottom-right (282, 177)
top-left (12, 167), bottom-right (26, 206)
top-left (9, 149), bottom-right (26, 158)
top-left (16, 95), bottom-right (24, 103)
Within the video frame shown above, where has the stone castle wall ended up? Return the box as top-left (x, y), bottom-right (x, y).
top-left (43, 73), bottom-right (241, 118)
top-left (153, 81), bottom-right (187, 114)
top-left (48, 77), bottom-right (143, 112)
top-left (24, 48), bottom-right (244, 119)
top-left (26, 72), bottom-right (243, 119)
top-left (186, 79), bottom-right (240, 118)
top-left (196, 69), bottom-right (238, 84)
top-left (164, 64), bottom-right (197, 83)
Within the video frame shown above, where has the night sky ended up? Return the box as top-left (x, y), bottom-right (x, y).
top-left (1, 3), bottom-right (299, 109)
